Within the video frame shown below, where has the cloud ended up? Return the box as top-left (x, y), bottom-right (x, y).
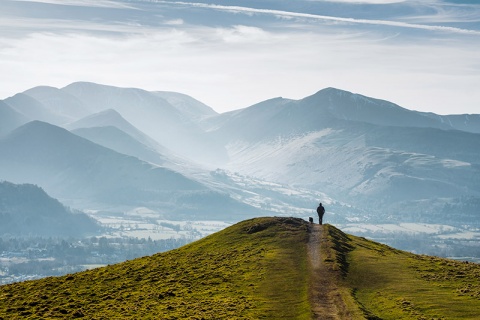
top-left (314, 0), bottom-right (405, 3)
top-left (214, 25), bottom-right (271, 43)
top-left (164, 19), bottom-right (184, 25)
top-left (0, 0), bottom-right (479, 115)
top-left (1, 21), bottom-right (478, 114)
top-left (399, 2), bottom-right (480, 24)
top-left (152, 1), bottom-right (480, 35)
top-left (0, 17), bottom-right (146, 35)
top-left (10, 0), bottom-right (135, 8)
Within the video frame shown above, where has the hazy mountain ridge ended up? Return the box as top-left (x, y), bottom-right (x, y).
top-left (200, 88), bottom-right (480, 221)
top-left (0, 120), bottom-right (263, 220)
top-left (0, 181), bottom-right (99, 237)
top-left (23, 85), bottom-right (90, 122)
top-left (152, 90), bottom-right (218, 120)
top-left (1, 82), bottom-right (480, 226)
top-left (67, 108), bottom-right (174, 167)
top-left (208, 88), bottom-right (479, 143)
top-left (0, 101), bottom-right (28, 136)
top-left (71, 126), bottom-right (169, 167)
top-left (300, 88), bottom-right (453, 129)
top-left (4, 93), bottom-right (64, 126)
top-left (422, 112), bottom-right (480, 134)
top-left (0, 121), bottom-right (203, 207)
top-left (62, 82), bottom-right (226, 164)
top-left (65, 109), bottom-right (167, 154)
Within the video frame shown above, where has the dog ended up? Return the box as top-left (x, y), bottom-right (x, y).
top-left (308, 217), bottom-right (314, 223)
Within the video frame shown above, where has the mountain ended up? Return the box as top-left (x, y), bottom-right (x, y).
top-left (68, 109), bottom-right (221, 181)
top-left (0, 217), bottom-right (478, 319)
top-left (206, 88), bottom-right (467, 143)
top-left (67, 108), bottom-right (175, 166)
top-left (71, 126), bottom-right (169, 167)
top-left (0, 100), bottom-right (29, 136)
top-left (152, 90), bottom-right (218, 121)
top-left (0, 181), bottom-right (99, 237)
top-left (299, 88), bottom-right (454, 129)
top-left (0, 121), bottom-right (260, 219)
top-left (22, 85), bottom-right (89, 122)
top-left (62, 82), bottom-right (227, 165)
top-left (205, 88), bottom-right (480, 222)
top-left (4, 93), bottom-right (65, 126)
top-left (422, 112), bottom-right (480, 134)
top-left (4, 83), bottom-right (480, 225)
top-left (66, 109), bottom-right (167, 154)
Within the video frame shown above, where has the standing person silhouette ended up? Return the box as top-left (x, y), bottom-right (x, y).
top-left (317, 203), bottom-right (325, 225)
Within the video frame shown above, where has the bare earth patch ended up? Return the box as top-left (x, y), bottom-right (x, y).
top-left (308, 224), bottom-right (351, 320)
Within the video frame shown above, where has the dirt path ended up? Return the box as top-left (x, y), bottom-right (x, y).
top-left (307, 224), bottom-right (349, 319)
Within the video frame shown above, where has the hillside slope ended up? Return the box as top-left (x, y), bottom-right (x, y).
top-left (0, 181), bottom-right (99, 237)
top-left (0, 101), bottom-right (29, 136)
top-left (324, 224), bottom-right (480, 320)
top-left (0, 217), bottom-right (311, 319)
top-left (1, 217), bottom-right (479, 319)
top-left (0, 121), bottom-right (204, 209)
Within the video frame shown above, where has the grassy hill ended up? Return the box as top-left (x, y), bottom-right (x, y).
top-left (0, 217), bottom-right (479, 319)
top-left (333, 223), bottom-right (480, 319)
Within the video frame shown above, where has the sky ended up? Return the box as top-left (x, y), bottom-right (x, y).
top-left (0, 0), bottom-right (479, 115)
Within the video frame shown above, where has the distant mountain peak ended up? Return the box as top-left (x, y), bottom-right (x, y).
top-left (73, 108), bottom-right (124, 124)
top-left (316, 87), bottom-right (352, 95)
top-left (309, 87), bottom-right (381, 104)
top-left (298, 87), bottom-right (442, 127)
top-left (93, 108), bottom-right (121, 116)
top-left (63, 81), bottom-right (113, 90)
top-left (22, 85), bottom-right (89, 121)
top-left (13, 119), bottom-right (57, 132)
top-left (7, 120), bottom-right (77, 143)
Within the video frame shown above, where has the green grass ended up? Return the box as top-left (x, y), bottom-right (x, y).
top-left (337, 227), bottom-right (480, 320)
top-left (0, 217), bottom-right (311, 319)
top-left (321, 224), bottom-right (366, 319)
top-left (1, 218), bottom-right (479, 319)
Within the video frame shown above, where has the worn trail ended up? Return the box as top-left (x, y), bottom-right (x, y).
top-left (307, 224), bottom-right (349, 319)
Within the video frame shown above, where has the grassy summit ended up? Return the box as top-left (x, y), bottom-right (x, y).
top-left (0, 217), bottom-right (479, 319)
top-left (0, 217), bottom-right (311, 319)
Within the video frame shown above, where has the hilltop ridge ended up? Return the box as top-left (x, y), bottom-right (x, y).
top-left (1, 217), bottom-right (479, 319)
top-left (0, 217), bottom-right (311, 319)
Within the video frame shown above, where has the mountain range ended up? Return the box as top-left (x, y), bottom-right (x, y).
top-left (0, 217), bottom-right (478, 319)
top-left (0, 120), bottom-right (257, 220)
top-left (1, 82), bottom-right (479, 226)
top-left (0, 181), bottom-right (99, 237)
top-left (208, 89), bottom-right (480, 212)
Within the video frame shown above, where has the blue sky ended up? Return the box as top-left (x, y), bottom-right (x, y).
top-left (1, 0), bottom-right (479, 114)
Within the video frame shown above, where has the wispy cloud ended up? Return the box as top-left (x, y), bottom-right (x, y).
top-left (10, 0), bottom-right (135, 8)
top-left (0, 17), bottom-right (145, 35)
top-left (152, 1), bottom-right (480, 35)
top-left (399, 2), bottom-right (480, 24)
top-left (308, 0), bottom-right (405, 3)
top-left (1, 22), bottom-right (478, 114)
top-left (164, 19), bottom-right (184, 25)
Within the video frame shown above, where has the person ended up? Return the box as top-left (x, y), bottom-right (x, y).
top-left (316, 203), bottom-right (325, 225)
